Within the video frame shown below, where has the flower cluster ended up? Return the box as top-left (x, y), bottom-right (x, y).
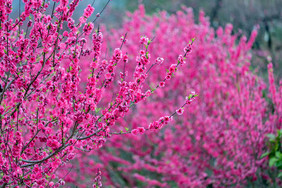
top-left (67, 5), bottom-right (282, 187)
top-left (0, 1), bottom-right (195, 187)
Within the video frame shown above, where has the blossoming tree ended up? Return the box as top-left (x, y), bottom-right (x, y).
top-left (0, 0), bottom-right (196, 187)
top-left (62, 5), bottom-right (282, 188)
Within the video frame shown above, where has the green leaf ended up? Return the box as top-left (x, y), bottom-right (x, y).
top-left (149, 85), bottom-right (156, 93)
top-left (269, 157), bottom-right (278, 167)
top-left (275, 142), bottom-right (279, 150)
top-left (125, 127), bottom-right (129, 131)
top-left (278, 129), bottom-right (282, 137)
top-left (275, 151), bottom-right (282, 159)
top-left (277, 161), bottom-right (282, 169)
top-left (261, 152), bottom-right (270, 158)
top-left (67, 66), bottom-right (72, 72)
top-left (95, 108), bottom-right (101, 114)
top-left (188, 94), bottom-right (193, 100)
top-left (266, 134), bottom-right (276, 140)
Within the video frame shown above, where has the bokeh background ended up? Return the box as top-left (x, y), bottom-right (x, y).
top-left (83, 0), bottom-right (282, 82)
top-left (110, 0), bottom-right (282, 83)
top-left (12, 0), bottom-right (282, 82)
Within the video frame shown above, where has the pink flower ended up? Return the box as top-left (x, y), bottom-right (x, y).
top-left (176, 108), bottom-right (184, 115)
top-left (165, 75), bottom-right (171, 80)
top-left (137, 127), bottom-right (145, 134)
top-left (140, 36), bottom-right (149, 45)
top-left (178, 55), bottom-right (186, 64)
top-left (156, 57), bottom-right (164, 65)
top-left (123, 54), bottom-right (129, 63)
top-left (184, 43), bottom-right (192, 53)
top-left (169, 64), bottom-right (177, 73)
top-left (105, 73), bottom-right (112, 79)
top-left (83, 4), bottom-right (95, 19)
top-left (131, 129), bottom-right (139, 135)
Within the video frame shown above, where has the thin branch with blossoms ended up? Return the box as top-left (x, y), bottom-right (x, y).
top-left (110, 93), bottom-right (198, 135)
